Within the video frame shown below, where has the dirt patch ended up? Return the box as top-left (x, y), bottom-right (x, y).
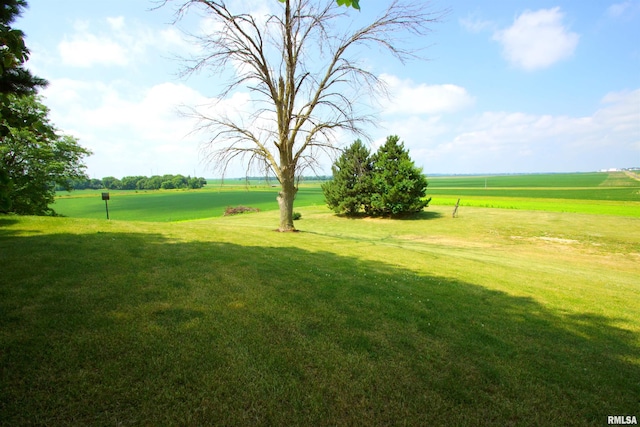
top-left (510, 235), bottom-right (581, 246)
top-left (397, 235), bottom-right (491, 248)
top-left (537, 236), bottom-right (579, 244)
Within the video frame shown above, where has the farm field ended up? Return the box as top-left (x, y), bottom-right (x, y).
top-left (1, 200), bottom-right (639, 425)
top-left (53, 172), bottom-right (640, 220)
top-left (427, 172), bottom-right (640, 217)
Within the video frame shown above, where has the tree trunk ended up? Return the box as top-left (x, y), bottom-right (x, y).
top-left (277, 174), bottom-right (297, 232)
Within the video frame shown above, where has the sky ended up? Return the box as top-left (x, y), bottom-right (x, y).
top-left (15, 0), bottom-right (640, 178)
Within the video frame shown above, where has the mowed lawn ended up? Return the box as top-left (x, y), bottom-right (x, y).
top-left (1, 202), bottom-right (639, 425)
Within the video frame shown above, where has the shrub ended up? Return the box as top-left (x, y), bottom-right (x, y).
top-left (223, 206), bottom-right (260, 216)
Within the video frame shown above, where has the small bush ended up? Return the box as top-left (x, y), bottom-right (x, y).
top-left (223, 206), bottom-right (260, 216)
top-left (293, 212), bottom-right (302, 220)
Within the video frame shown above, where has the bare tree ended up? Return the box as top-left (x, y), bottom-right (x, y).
top-left (164, 0), bottom-right (443, 231)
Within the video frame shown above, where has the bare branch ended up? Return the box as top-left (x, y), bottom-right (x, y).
top-left (162, 0), bottom-right (445, 230)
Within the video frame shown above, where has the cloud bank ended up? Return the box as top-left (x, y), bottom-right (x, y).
top-left (493, 7), bottom-right (579, 71)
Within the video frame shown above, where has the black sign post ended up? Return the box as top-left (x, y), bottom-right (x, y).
top-left (101, 192), bottom-right (110, 220)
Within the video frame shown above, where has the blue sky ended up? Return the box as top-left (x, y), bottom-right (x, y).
top-left (16, 0), bottom-right (640, 178)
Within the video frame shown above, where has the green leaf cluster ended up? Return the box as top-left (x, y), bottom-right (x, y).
top-left (277, 0), bottom-right (360, 10)
top-left (323, 136), bottom-right (431, 217)
top-left (0, 94), bottom-right (91, 215)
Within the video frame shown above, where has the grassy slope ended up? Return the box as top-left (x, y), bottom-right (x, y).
top-left (1, 206), bottom-right (639, 426)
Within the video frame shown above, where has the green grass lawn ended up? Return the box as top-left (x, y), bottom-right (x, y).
top-left (1, 204), bottom-right (639, 425)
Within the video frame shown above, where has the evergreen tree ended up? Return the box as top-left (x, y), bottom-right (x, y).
top-left (0, 0), bottom-right (47, 95)
top-left (323, 136), bottom-right (431, 217)
top-left (369, 135), bottom-right (431, 216)
top-left (322, 140), bottom-right (373, 215)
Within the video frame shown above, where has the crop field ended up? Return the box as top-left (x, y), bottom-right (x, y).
top-left (53, 172), bottom-right (640, 220)
top-left (428, 172), bottom-right (640, 217)
top-left (53, 184), bottom-right (326, 222)
top-left (2, 171), bottom-right (639, 425)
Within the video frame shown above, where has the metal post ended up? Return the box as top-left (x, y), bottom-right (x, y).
top-left (101, 192), bottom-right (110, 220)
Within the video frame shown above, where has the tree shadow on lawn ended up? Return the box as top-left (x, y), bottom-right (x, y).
top-left (335, 210), bottom-right (443, 221)
top-left (0, 230), bottom-right (638, 426)
top-left (0, 217), bottom-right (20, 228)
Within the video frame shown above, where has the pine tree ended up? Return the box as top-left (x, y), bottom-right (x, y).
top-left (0, 0), bottom-right (47, 95)
top-left (369, 135), bottom-right (431, 216)
top-left (322, 140), bottom-right (373, 215)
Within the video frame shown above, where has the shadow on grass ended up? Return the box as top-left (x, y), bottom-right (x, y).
top-left (403, 209), bottom-right (443, 220)
top-left (0, 217), bottom-right (19, 228)
top-left (334, 209), bottom-right (443, 221)
top-left (0, 230), bottom-right (638, 426)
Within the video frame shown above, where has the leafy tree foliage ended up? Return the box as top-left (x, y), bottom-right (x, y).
top-left (101, 176), bottom-right (122, 190)
top-left (322, 140), bottom-right (373, 215)
top-left (323, 135), bottom-right (430, 217)
top-left (0, 94), bottom-right (91, 214)
top-left (0, 165), bottom-right (10, 211)
top-left (278, 0), bottom-right (360, 9)
top-left (369, 135), bottom-right (430, 216)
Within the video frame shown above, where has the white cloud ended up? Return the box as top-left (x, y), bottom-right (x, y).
top-left (107, 16), bottom-right (125, 31)
top-left (380, 74), bottom-right (475, 116)
top-left (159, 27), bottom-right (201, 56)
top-left (493, 7), bottom-right (580, 71)
top-left (40, 79), bottom-right (220, 178)
top-left (375, 89), bottom-right (640, 173)
top-left (57, 17), bottom-right (190, 68)
top-left (606, 1), bottom-right (640, 20)
top-left (607, 1), bottom-right (631, 17)
top-left (59, 33), bottom-right (129, 67)
top-left (459, 15), bottom-right (493, 33)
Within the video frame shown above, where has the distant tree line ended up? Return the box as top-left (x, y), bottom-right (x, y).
top-left (57, 174), bottom-right (208, 191)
